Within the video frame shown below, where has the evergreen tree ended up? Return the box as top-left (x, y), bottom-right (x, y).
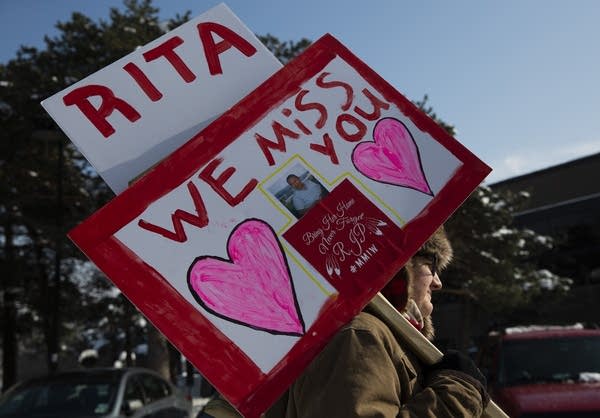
top-left (0, 0), bottom-right (185, 386)
top-left (415, 96), bottom-right (571, 318)
top-left (1, 0), bottom-right (568, 391)
top-left (0, 0), bottom-right (312, 387)
top-left (257, 34), bottom-right (311, 64)
top-left (444, 185), bottom-right (571, 315)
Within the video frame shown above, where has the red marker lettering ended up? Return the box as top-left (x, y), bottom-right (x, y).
top-left (354, 88), bottom-right (390, 121)
top-left (255, 121), bottom-right (300, 166)
top-left (282, 107), bottom-right (312, 134)
top-left (123, 62), bottom-right (163, 102)
top-left (316, 72), bottom-right (354, 111)
top-left (336, 113), bottom-right (367, 142)
top-left (199, 157), bottom-right (258, 206)
top-left (294, 90), bottom-right (327, 129)
top-left (310, 133), bottom-right (339, 165)
top-left (138, 181), bottom-right (209, 242)
top-left (293, 118), bottom-right (312, 135)
top-left (62, 84), bottom-right (141, 138)
top-left (143, 36), bottom-right (196, 83)
top-left (198, 22), bottom-right (257, 75)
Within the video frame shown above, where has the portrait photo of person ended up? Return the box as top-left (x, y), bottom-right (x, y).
top-left (268, 163), bottom-right (329, 219)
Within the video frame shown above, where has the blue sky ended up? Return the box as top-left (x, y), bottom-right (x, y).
top-left (1, 0), bottom-right (599, 183)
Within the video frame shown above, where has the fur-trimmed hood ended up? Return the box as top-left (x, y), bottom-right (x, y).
top-left (409, 226), bottom-right (453, 272)
top-left (380, 227), bottom-right (453, 340)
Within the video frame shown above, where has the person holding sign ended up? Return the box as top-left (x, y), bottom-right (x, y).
top-left (201, 228), bottom-right (489, 418)
top-left (265, 227), bottom-right (489, 418)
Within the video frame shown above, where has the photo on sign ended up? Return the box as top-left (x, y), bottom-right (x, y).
top-left (266, 162), bottom-right (329, 219)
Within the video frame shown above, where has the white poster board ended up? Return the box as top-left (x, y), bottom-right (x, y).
top-left (41, 3), bottom-right (281, 193)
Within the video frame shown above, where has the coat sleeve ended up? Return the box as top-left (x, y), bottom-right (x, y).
top-left (288, 325), bottom-right (484, 418)
top-left (398, 371), bottom-right (485, 417)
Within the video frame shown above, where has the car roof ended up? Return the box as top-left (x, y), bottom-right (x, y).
top-left (502, 328), bottom-right (600, 341)
top-left (14, 367), bottom-right (161, 388)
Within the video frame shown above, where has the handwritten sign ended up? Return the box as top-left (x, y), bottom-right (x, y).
top-left (69, 34), bottom-right (490, 417)
top-left (41, 3), bottom-right (281, 193)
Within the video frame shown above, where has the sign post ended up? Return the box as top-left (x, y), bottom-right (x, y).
top-left (65, 34), bottom-right (494, 417)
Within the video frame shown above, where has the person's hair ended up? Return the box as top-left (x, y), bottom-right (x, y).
top-left (412, 227), bottom-right (453, 271)
top-left (286, 174), bottom-right (300, 183)
top-left (381, 227), bottom-right (452, 309)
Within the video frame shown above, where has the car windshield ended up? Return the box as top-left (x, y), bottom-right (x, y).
top-left (499, 336), bottom-right (600, 386)
top-left (0, 375), bottom-right (119, 417)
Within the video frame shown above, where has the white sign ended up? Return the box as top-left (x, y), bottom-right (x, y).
top-left (41, 3), bottom-right (281, 193)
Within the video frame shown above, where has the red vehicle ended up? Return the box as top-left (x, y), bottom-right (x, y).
top-left (479, 325), bottom-right (600, 418)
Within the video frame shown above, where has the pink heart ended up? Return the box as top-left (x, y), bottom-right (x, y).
top-left (352, 118), bottom-right (433, 195)
top-left (187, 219), bottom-right (305, 336)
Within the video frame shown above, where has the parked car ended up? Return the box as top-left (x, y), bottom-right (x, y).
top-left (0, 367), bottom-right (192, 418)
top-left (478, 324), bottom-right (600, 418)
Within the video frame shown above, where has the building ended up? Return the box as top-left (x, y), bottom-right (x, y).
top-left (491, 152), bottom-right (600, 286)
top-left (434, 153), bottom-right (600, 351)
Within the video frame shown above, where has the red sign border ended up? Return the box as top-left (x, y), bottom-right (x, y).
top-left (69, 34), bottom-right (490, 417)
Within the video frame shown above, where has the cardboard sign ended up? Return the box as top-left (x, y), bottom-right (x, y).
top-left (69, 34), bottom-right (490, 417)
top-left (41, 3), bottom-right (281, 194)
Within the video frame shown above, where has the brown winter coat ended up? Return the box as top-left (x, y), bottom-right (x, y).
top-left (202, 227), bottom-right (483, 417)
top-left (265, 310), bottom-right (485, 418)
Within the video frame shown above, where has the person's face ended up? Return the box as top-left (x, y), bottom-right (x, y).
top-left (408, 261), bottom-right (442, 318)
top-left (287, 176), bottom-right (305, 190)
